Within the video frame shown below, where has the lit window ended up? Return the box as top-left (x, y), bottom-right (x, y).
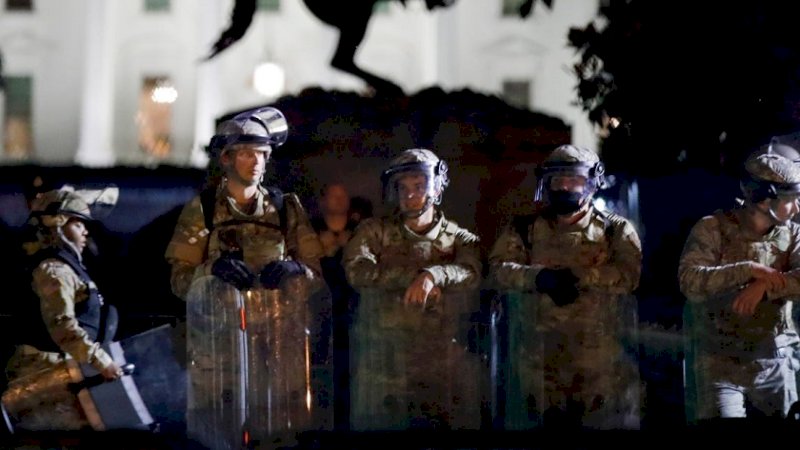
top-left (373, 0), bottom-right (390, 14)
top-left (502, 79), bottom-right (531, 109)
top-left (136, 76), bottom-right (175, 159)
top-left (501, 0), bottom-right (526, 17)
top-left (6, 0), bottom-right (33, 11)
top-left (257, 0), bottom-right (280, 12)
top-left (144, 0), bottom-right (169, 12)
top-left (3, 76), bottom-right (34, 159)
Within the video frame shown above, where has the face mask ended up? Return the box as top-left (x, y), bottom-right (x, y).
top-left (548, 190), bottom-right (584, 215)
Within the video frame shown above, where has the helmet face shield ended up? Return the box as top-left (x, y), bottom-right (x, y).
top-left (535, 162), bottom-right (602, 202)
top-left (210, 106), bottom-right (288, 154)
top-left (383, 164), bottom-right (437, 207)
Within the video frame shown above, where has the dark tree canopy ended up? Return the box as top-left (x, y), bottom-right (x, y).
top-left (569, 1), bottom-right (800, 177)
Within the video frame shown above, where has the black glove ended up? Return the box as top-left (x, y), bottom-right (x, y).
top-left (535, 268), bottom-right (580, 307)
top-left (259, 260), bottom-right (306, 290)
top-left (211, 252), bottom-right (256, 291)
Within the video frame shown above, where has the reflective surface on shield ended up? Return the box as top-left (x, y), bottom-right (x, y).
top-left (1, 327), bottom-right (177, 433)
top-left (350, 287), bottom-right (485, 430)
top-left (75, 342), bottom-right (154, 431)
top-left (492, 290), bottom-right (641, 430)
top-left (118, 323), bottom-right (187, 434)
top-left (186, 275), bottom-right (313, 449)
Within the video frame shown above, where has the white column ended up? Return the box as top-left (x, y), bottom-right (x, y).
top-left (435, 3), bottom-right (459, 90)
top-left (75, 0), bottom-right (116, 167)
top-left (189, 1), bottom-right (225, 168)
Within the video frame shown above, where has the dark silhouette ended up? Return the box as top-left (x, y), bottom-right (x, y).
top-left (206, 0), bottom-right (554, 96)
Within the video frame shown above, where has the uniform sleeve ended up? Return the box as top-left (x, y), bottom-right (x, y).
top-left (422, 228), bottom-right (482, 289)
top-left (342, 218), bottom-right (417, 290)
top-left (576, 218), bottom-right (642, 295)
top-left (164, 196), bottom-right (211, 301)
top-left (33, 260), bottom-right (114, 372)
top-left (678, 215), bottom-right (753, 302)
top-left (285, 193), bottom-right (323, 277)
top-left (767, 224), bottom-right (800, 300)
top-left (488, 223), bottom-right (541, 291)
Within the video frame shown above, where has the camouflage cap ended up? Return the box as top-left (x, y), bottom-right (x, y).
top-left (544, 145), bottom-right (600, 164)
top-left (745, 153), bottom-right (800, 185)
top-left (389, 148), bottom-right (441, 167)
top-left (30, 185), bottom-right (119, 227)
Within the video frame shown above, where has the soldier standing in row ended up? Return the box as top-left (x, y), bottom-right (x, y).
top-left (680, 151), bottom-right (800, 420)
top-left (165, 106), bottom-right (326, 448)
top-left (343, 148), bottom-right (484, 430)
top-left (489, 144), bottom-right (643, 430)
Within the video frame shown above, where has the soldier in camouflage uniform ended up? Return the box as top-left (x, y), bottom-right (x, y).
top-left (165, 106), bottom-right (325, 447)
top-left (489, 145), bottom-right (642, 430)
top-left (343, 148), bottom-right (483, 430)
top-left (3, 186), bottom-right (122, 430)
top-left (679, 152), bottom-right (800, 419)
top-left (165, 107), bottom-right (323, 300)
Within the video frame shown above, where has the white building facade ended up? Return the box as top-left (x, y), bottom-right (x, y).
top-left (0, 0), bottom-right (599, 167)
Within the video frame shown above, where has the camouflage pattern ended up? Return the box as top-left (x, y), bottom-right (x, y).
top-left (343, 212), bottom-right (483, 430)
top-left (166, 184), bottom-right (326, 446)
top-left (488, 207), bottom-right (643, 429)
top-left (744, 152), bottom-right (800, 185)
top-left (4, 259), bottom-right (115, 430)
top-left (679, 208), bottom-right (800, 419)
top-left (165, 184), bottom-right (324, 300)
top-left (544, 145), bottom-right (600, 165)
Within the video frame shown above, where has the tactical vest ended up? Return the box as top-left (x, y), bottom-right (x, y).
top-left (19, 246), bottom-right (105, 353)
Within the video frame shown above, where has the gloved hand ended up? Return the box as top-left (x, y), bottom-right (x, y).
top-left (211, 252), bottom-right (256, 291)
top-left (535, 268), bottom-right (580, 307)
top-left (259, 260), bottom-right (307, 290)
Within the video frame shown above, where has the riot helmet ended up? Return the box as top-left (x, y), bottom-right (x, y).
top-left (381, 148), bottom-right (449, 218)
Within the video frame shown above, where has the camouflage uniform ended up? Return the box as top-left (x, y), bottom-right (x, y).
top-left (165, 107), bottom-right (326, 448)
top-left (489, 145), bottom-right (643, 430)
top-left (3, 187), bottom-right (119, 431)
top-left (343, 149), bottom-right (483, 430)
top-left (165, 184), bottom-right (323, 299)
top-left (679, 153), bottom-right (800, 419)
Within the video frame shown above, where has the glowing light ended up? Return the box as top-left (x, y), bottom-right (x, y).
top-left (594, 197), bottom-right (607, 211)
top-left (151, 84), bottom-right (178, 104)
top-left (609, 117), bottom-right (621, 128)
top-left (253, 62), bottom-right (285, 98)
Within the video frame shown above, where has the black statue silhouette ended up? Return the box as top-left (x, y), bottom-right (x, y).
top-left (205, 0), bottom-right (552, 96)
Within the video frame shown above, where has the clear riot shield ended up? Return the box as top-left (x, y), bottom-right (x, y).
top-left (683, 293), bottom-right (798, 423)
top-left (350, 286), bottom-right (485, 431)
top-left (186, 275), bottom-right (313, 449)
top-left (494, 289), bottom-right (641, 430)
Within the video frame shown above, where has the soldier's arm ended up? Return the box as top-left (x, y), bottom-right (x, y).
top-left (576, 219), bottom-right (642, 295)
top-left (678, 216), bottom-right (753, 301)
top-left (33, 260), bottom-right (114, 373)
top-left (285, 193), bottom-right (323, 277)
top-left (342, 218), bottom-right (417, 289)
top-left (164, 197), bottom-right (210, 300)
top-left (766, 223), bottom-right (800, 300)
top-left (488, 224), bottom-right (540, 291)
top-left (422, 228), bottom-right (482, 289)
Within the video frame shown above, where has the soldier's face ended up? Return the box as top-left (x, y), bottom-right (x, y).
top-left (397, 174), bottom-right (430, 212)
top-left (549, 175), bottom-right (587, 193)
top-left (224, 145), bottom-right (268, 186)
top-left (772, 196), bottom-right (800, 222)
top-left (63, 218), bottom-right (88, 253)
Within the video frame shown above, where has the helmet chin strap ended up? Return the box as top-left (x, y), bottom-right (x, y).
top-left (753, 200), bottom-right (786, 225)
top-left (399, 196), bottom-right (435, 219)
